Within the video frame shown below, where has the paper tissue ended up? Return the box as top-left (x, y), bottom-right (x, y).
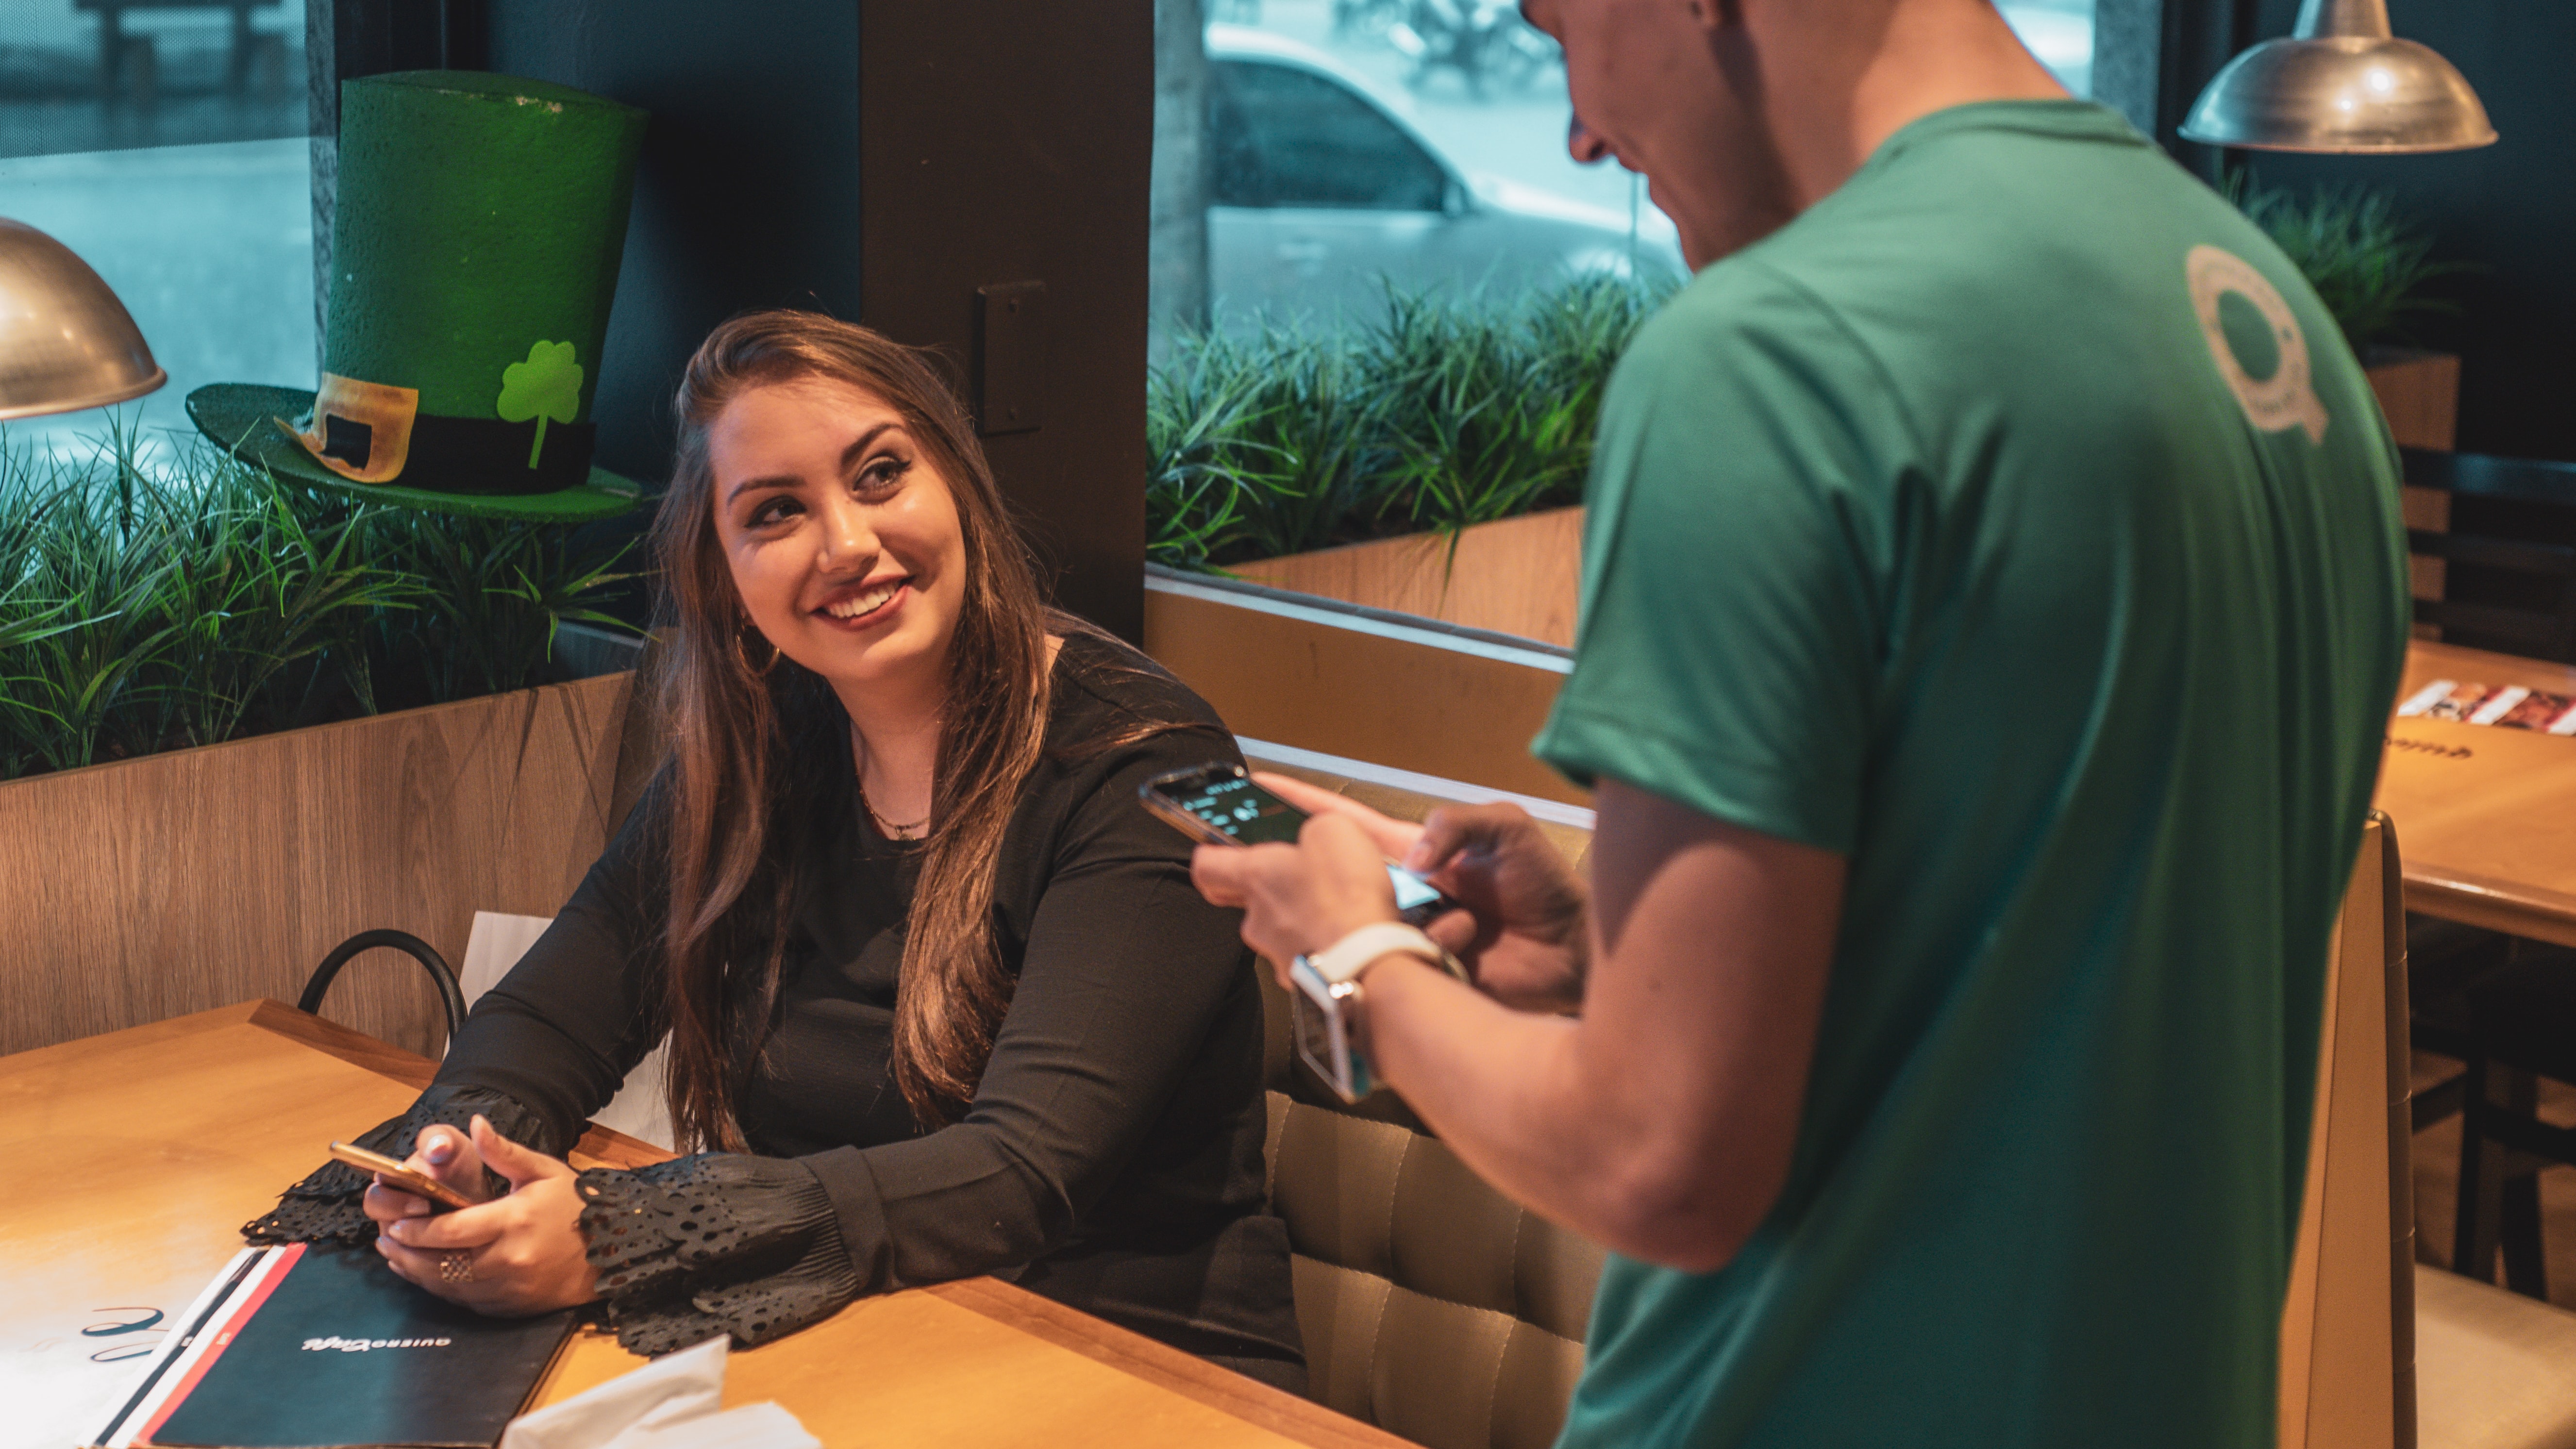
top-left (498, 1336), bottom-right (818, 1449)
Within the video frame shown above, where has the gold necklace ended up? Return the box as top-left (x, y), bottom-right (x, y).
top-left (851, 726), bottom-right (930, 838)
top-left (860, 786), bottom-right (929, 839)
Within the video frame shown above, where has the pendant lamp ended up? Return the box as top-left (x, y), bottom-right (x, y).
top-left (2179, 0), bottom-right (2496, 153)
top-left (0, 218), bottom-right (165, 421)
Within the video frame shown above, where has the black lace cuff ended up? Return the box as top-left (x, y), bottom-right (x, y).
top-left (577, 1155), bottom-right (861, 1356)
top-left (241, 1085), bottom-right (563, 1246)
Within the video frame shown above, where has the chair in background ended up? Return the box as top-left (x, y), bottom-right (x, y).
top-left (2390, 450), bottom-right (2576, 1282)
top-left (301, 929), bottom-right (466, 1043)
top-left (2401, 449), bottom-right (2576, 664)
top-left (2453, 948), bottom-right (2576, 1301)
top-left (299, 912), bottom-right (676, 1150)
top-left (2407, 917), bottom-right (2515, 1130)
top-left (2284, 810), bottom-right (2576, 1449)
top-left (456, 910), bottom-right (676, 1151)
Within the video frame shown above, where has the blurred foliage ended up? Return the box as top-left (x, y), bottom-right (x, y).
top-left (0, 421), bottom-right (640, 782)
top-left (2231, 178), bottom-right (2471, 356)
top-left (1147, 272), bottom-right (1672, 570)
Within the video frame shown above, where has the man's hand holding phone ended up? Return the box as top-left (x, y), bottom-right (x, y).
top-left (1192, 772), bottom-right (1590, 1013)
top-left (360, 1115), bottom-right (598, 1316)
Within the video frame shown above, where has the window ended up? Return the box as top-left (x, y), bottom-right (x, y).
top-left (1210, 59), bottom-right (1447, 211)
top-left (2001, 0), bottom-right (2097, 97)
top-left (0, 0), bottom-right (312, 465)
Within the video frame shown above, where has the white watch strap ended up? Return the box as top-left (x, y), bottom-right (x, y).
top-left (1303, 922), bottom-right (1447, 986)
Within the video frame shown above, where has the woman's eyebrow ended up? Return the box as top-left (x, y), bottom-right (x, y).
top-left (722, 421), bottom-right (900, 507)
top-left (841, 421), bottom-right (902, 475)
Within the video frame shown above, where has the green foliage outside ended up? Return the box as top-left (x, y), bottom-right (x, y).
top-left (2231, 178), bottom-right (2470, 357)
top-left (0, 420), bottom-right (639, 782)
top-left (1147, 273), bottom-right (1674, 571)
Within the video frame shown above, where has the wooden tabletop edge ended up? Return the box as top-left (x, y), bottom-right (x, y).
top-left (923, 1278), bottom-right (1413, 1449)
top-left (244, 1001), bottom-right (675, 1169)
top-left (246, 998), bottom-right (440, 1088)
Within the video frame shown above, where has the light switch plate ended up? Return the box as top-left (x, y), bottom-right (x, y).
top-left (973, 280), bottom-right (1046, 436)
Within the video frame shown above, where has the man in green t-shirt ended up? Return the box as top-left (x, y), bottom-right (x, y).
top-left (1190, 0), bottom-right (2409, 1443)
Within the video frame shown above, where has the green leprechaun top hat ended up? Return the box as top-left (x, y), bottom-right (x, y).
top-left (189, 71), bottom-right (647, 522)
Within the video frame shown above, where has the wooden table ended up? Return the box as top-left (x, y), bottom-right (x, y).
top-left (0, 1001), bottom-right (1401, 1449)
top-left (2378, 640), bottom-right (2576, 947)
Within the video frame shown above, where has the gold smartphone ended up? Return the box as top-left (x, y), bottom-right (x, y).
top-left (328, 1140), bottom-right (476, 1211)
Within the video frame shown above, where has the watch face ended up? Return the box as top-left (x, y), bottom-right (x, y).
top-left (1388, 863), bottom-right (1442, 915)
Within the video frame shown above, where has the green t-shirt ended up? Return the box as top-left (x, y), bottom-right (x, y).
top-left (1531, 101), bottom-right (2407, 1448)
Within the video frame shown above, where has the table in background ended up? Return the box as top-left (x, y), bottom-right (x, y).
top-left (0, 1001), bottom-right (1399, 1449)
top-left (2378, 640), bottom-right (2576, 947)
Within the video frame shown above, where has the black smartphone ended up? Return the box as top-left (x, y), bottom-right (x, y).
top-left (1141, 762), bottom-right (1458, 1105)
top-left (1137, 762), bottom-right (1457, 927)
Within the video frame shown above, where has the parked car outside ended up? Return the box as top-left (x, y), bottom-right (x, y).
top-left (1205, 23), bottom-right (1684, 328)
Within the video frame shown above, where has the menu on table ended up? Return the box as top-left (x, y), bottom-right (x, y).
top-left (2395, 680), bottom-right (2576, 733)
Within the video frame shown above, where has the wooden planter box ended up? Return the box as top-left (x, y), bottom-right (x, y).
top-left (0, 672), bottom-right (651, 1060)
top-left (1227, 507), bottom-right (1584, 649)
top-left (1221, 354), bottom-right (2460, 647)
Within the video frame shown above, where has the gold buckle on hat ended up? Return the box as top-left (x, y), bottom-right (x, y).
top-left (279, 372), bottom-right (420, 483)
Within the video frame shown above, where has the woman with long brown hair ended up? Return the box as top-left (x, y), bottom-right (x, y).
top-left (242, 311), bottom-right (1304, 1388)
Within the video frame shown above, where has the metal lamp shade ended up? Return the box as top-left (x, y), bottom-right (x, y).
top-left (0, 218), bottom-right (165, 421)
top-left (2179, 0), bottom-right (2496, 154)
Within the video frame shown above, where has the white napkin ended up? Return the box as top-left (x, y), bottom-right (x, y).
top-left (499, 1337), bottom-right (819, 1449)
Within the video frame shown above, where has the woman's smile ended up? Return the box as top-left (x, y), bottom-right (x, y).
top-left (814, 575), bottom-right (912, 630)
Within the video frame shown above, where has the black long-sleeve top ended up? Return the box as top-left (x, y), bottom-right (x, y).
top-left (247, 633), bottom-right (1302, 1382)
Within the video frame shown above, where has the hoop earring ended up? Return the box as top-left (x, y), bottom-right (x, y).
top-left (737, 628), bottom-right (783, 678)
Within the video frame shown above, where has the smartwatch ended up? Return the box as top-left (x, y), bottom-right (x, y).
top-left (1296, 922), bottom-right (1463, 988)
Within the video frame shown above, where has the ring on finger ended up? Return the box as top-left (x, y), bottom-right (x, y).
top-left (437, 1249), bottom-right (474, 1284)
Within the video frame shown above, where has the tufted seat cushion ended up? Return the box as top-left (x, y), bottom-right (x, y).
top-left (1263, 1091), bottom-right (1603, 1449)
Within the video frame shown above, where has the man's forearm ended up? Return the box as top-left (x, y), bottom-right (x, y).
top-left (1359, 953), bottom-right (1770, 1270)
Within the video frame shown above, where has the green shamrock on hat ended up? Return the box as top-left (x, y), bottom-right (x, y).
top-left (497, 341), bottom-right (585, 469)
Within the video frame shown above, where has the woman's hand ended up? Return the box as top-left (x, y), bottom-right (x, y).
top-left (1205, 777), bottom-right (1587, 1014)
top-left (366, 1115), bottom-right (599, 1316)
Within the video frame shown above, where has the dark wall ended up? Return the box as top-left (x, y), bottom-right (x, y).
top-left (860, 4), bottom-right (1154, 639)
top-left (485, 2), bottom-right (865, 483)
top-left (482, 1), bottom-right (1150, 636)
top-left (2214, 1), bottom-right (2575, 463)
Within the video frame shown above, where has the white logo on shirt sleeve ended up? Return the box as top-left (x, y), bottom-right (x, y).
top-left (2187, 245), bottom-right (2328, 445)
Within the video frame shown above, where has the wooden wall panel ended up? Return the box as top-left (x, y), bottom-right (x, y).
top-left (1143, 580), bottom-right (1579, 807)
top-left (0, 674), bottom-right (636, 1060)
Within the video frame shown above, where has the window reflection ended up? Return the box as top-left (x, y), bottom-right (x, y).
top-left (1211, 59), bottom-right (1448, 212)
top-left (2001, 0), bottom-right (2096, 98)
top-left (1174, 0), bottom-right (2098, 337)
top-left (0, 0), bottom-right (311, 464)
top-left (1193, 11), bottom-right (1681, 331)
